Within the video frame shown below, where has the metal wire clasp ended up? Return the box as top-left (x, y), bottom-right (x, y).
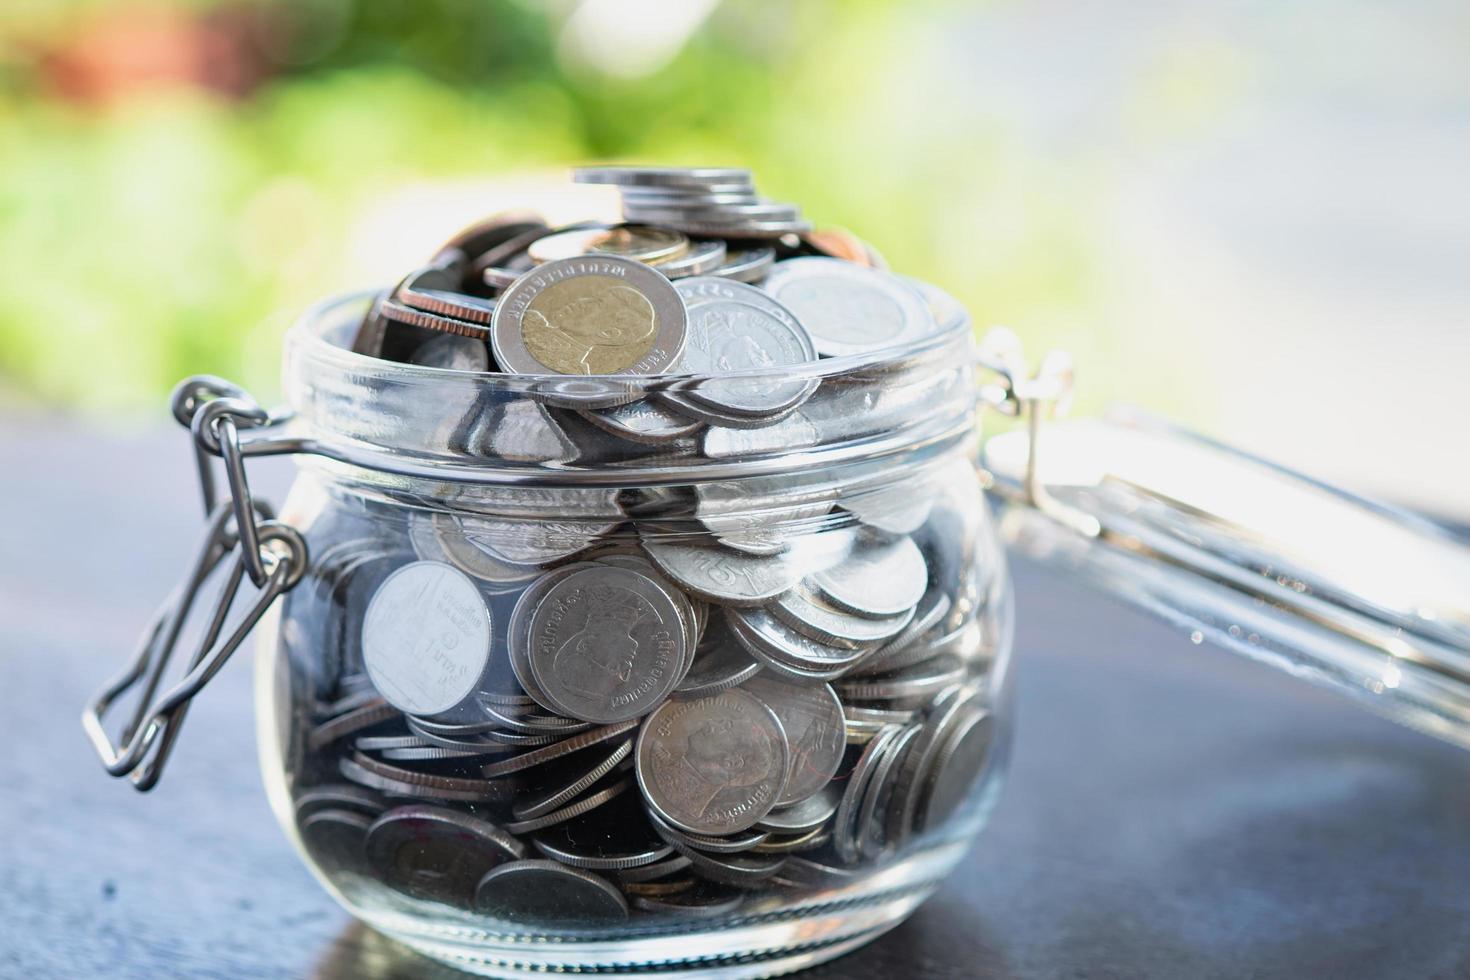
top-left (82, 377), bottom-right (307, 791)
top-left (974, 328), bottom-right (1100, 538)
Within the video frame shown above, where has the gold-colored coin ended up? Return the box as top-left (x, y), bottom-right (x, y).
top-left (528, 225), bottom-right (689, 265)
top-left (521, 275), bottom-right (660, 375)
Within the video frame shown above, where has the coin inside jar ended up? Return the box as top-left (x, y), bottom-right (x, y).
top-left (635, 688), bottom-right (790, 836)
top-left (361, 561), bottom-right (492, 717)
top-left (490, 255), bottom-right (688, 376)
top-left (525, 564), bottom-right (688, 724)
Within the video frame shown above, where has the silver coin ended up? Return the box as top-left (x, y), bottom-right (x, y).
top-left (636, 688), bottom-right (789, 836)
top-left (915, 704), bottom-right (994, 835)
top-left (527, 224), bottom-right (690, 265)
top-left (855, 722), bottom-right (923, 860)
top-left (653, 238), bottom-right (727, 279)
top-left (407, 333), bottom-right (490, 372)
top-left (691, 478), bottom-right (833, 558)
top-left (840, 481), bottom-right (934, 535)
top-left (672, 277), bottom-right (818, 417)
top-left (622, 202), bottom-right (802, 224)
top-left (885, 692), bottom-right (981, 846)
top-left (659, 390), bottom-right (802, 430)
top-left (832, 723), bottom-right (902, 865)
top-left (293, 783), bottom-right (387, 821)
top-left (650, 216), bottom-right (812, 239)
top-left (619, 188), bottom-right (761, 206)
top-left (674, 620), bottom-right (762, 700)
top-left (458, 514), bottom-right (612, 567)
top-left (526, 565), bottom-right (687, 724)
top-left (641, 540), bottom-right (805, 607)
top-left (595, 553), bottom-right (701, 661)
top-left (578, 398), bottom-right (704, 445)
top-left (646, 813), bottom-right (788, 886)
top-left (725, 606), bottom-right (872, 678)
top-left (420, 512), bottom-right (541, 588)
top-left (490, 255), bottom-right (688, 377)
top-left (532, 832), bottom-right (673, 872)
top-left (298, 808), bottom-right (372, 871)
top-left (480, 718), bottom-right (642, 778)
top-left (740, 675), bottom-right (845, 806)
top-left (770, 855), bottom-right (860, 890)
top-left (810, 535), bottom-right (927, 618)
top-left (361, 561), bottom-right (491, 717)
top-left (712, 245), bottom-right (775, 284)
top-left (508, 565), bottom-right (585, 713)
top-left (365, 805), bottom-right (525, 907)
top-left (573, 165), bottom-right (753, 189)
top-left (834, 655), bottom-right (967, 703)
top-left (502, 776), bottom-right (633, 835)
top-left (762, 257), bottom-right (936, 357)
top-left (644, 806), bottom-right (771, 855)
top-left (770, 582), bottom-right (913, 649)
top-left (701, 410), bottom-right (820, 458)
top-left (448, 485), bottom-right (625, 520)
top-left (756, 783), bottom-right (840, 835)
top-left (474, 859), bottom-right (629, 924)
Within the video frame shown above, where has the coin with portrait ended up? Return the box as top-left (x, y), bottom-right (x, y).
top-left (526, 565), bottom-right (687, 724)
top-left (635, 688), bottom-right (789, 836)
top-left (491, 255), bottom-right (687, 377)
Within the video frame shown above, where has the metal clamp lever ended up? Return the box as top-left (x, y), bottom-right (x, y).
top-left (973, 328), bottom-right (1098, 537)
top-left (82, 377), bottom-right (307, 790)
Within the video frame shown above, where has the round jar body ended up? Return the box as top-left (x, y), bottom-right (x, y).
top-left (252, 293), bottom-right (1013, 978)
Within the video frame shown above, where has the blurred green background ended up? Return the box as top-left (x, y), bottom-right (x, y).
top-left (1, 0), bottom-right (1466, 513)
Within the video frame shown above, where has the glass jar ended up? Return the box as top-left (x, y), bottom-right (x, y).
top-left (87, 289), bottom-right (1470, 980)
top-left (243, 289), bottom-right (1011, 976)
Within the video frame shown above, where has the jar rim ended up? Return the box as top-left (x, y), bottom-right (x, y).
top-left (285, 285), bottom-right (974, 388)
top-left (279, 289), bottom-right (981, 488)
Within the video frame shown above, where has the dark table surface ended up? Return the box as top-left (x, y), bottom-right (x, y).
top-left (3, 417), bottom-right (1468, 980)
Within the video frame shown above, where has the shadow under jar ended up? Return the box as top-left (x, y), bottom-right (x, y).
top-left (253, 291), bottom-right (1013, 977)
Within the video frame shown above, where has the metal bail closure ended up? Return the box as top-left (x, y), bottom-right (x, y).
top-left (981, 389), bottom-right (1470, 752)
top-left (83, 376), bottom-right (307, 790)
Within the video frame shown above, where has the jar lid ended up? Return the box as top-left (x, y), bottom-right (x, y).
top-left (985, 408), bottom-right (1470, 750)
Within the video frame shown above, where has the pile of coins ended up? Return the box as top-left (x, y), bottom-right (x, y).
top-left (284, 167), bottom-right (1000, 926)
top-left (348, 166), bottom-right (961, 459)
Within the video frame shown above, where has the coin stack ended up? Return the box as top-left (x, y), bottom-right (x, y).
top-left (287, 167), bottom-right (1001, 926)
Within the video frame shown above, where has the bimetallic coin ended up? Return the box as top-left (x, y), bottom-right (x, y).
top-left (364, 805), bottom-right (525, 907)
top-left (636, 688), bottom-right (789, 836)
top-left (490, 255), bottom-right (688, 377)
top-left (673, 277), bottom-right (819, 417)
top-left (528, 224), bottom-right (689, 265)
top-left (526, 565), bottom-right (687, 724)
top-left (407, 334), bottom-right (490, 372)
top-left (762, 257), bottom-right (936, 357)
top-left (740, 675), bottom-right (845, 807)
top-left (810, 535), bottom-right (927, 618)
top-left (361, 562), bottom-right (491, 717)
